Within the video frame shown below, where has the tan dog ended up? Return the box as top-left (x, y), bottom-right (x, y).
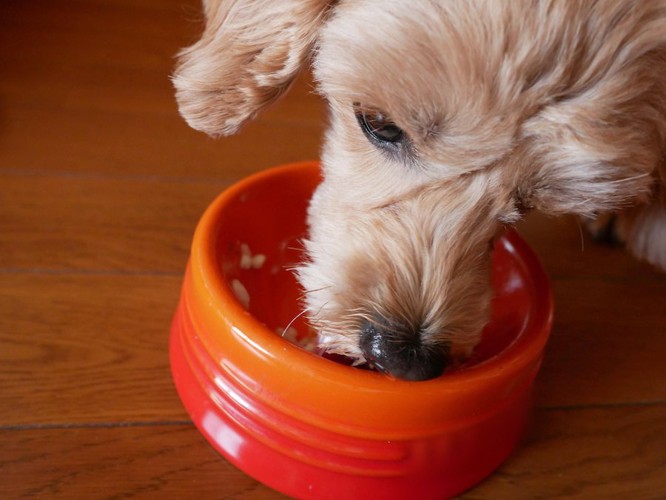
top-left (174, 0), bottom-right (666, 380)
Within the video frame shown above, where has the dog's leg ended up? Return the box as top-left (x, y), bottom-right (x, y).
top-left (623, 201), bottom-right (666, 271)
top-left (584, 199), bottom-right (666, 270)
top-left (583, 212), bottom-right (624, 247)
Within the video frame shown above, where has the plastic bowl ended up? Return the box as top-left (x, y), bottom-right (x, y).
top-left (170, 161), bottom-right (553, 499)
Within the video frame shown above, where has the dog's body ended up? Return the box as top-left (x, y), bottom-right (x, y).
top-left (175, 0), bottom-right (666, 380)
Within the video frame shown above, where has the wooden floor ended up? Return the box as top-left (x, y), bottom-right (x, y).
top-left (1, 1), bottom-right (664, 498)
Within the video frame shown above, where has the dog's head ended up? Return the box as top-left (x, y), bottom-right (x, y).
top-left (174, 0), bottom-right (666, 380)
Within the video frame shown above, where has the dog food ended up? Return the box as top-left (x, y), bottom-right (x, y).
top-left (277, 325), bottom-right (317, 352)
top-left (239, 243), bottom-right (266, 270)
top-left (231, 279), bottom-right (250, 309)
top-left (235, 241), bottom-right (319, 352)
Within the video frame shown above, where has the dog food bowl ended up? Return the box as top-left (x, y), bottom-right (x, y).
top-left (170, 161), bottom-right (553, 499)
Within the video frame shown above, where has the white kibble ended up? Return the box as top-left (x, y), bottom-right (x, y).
top-left (239, 243), bottom-right (252, 269)
top-left (240, 254), bottom-right (253, 269)
top-left (251, 254), bottom-right (266, 269)
top-left (281, 326), bottom-right (299, 342)
top-left (238, 242), bottom-right (266, 270)
top-left (277, 325), bottom-right (317, 352)
top-left (231, 279), bottom-right (250, 309)
top-left (299, 337), bottom-right (317, 352)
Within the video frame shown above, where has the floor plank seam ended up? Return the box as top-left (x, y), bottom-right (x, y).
top-left (539, 400), bottom-right (666, 412)
top-left (0, 420), bottom-right (194, 432)
top-left (546, 273), bottom-right (666, 285)
top-left (0, 166), bottom-right (244, 186)
top-left (3, 401), bottom-right (664, 433)
top-left (0, 268), bottom-right (185, 277)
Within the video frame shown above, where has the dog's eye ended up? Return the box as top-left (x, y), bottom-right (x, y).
top-left (355, 106), bottom-right (404, 146)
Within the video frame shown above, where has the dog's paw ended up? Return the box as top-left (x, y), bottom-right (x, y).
top-left (582, 213), bottom-right (625, 247)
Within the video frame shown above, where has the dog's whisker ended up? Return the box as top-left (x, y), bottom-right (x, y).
top-left (575, 217), bottom-right (586, 252)
top-left (281, 308), bottom-right (308, 338)
top-left (306, 300), bottom-right (332, 326)
top-left (300, 284), bottom-right (333, 295)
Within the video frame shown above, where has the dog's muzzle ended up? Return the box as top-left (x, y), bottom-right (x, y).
top-left (359, 320), bottom-right (448, 381)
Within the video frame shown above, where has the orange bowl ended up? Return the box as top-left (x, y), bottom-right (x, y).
top-left (170, 161), bottom-right (553, 499)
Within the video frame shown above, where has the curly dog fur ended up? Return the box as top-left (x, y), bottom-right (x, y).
top-left (174, 0), bottom-right (666, 380)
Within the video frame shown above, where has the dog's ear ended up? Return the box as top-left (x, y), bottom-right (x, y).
top-left (522, 5), bottom-right (666, 217)
top-left (173, 0), bottom-right (332, 136)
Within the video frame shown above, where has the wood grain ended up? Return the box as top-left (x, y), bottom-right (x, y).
top-left (0, 0), bottom-right (325, 179)
top-left (0, 173), bottom-right (223, 272)
top-left (1, 406), bottom-right (663, 499)
top-left (0, 273), bottom-right (187, 426)
top-left (1, 0), bottom-right (664, 498)
top-left (0, 424), bottom-right (287, 500)
top-left (537, 277), bottom-right (666, 408)
top-left (468, 404), bottom-right (666, 498)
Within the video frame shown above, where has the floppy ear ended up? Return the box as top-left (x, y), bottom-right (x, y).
top-left (173, 0), bottom-right (332, 136)
top-left (521, 3), bottom-right (666, 218)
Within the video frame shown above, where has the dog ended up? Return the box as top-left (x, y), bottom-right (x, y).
top-left (173, 0), bottom-right (666, 380)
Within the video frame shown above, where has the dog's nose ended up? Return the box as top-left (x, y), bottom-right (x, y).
top-left (359, 320), bottom-right (447, 381)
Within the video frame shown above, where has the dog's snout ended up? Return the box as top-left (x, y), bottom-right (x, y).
top-left (359, 320), bottom-right (447, 381)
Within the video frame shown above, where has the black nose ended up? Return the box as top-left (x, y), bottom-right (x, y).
top-left (359, 320), bottom-right (447, 381)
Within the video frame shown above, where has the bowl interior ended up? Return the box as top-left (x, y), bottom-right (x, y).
top-left (209, 162), bottom-right (542, 373)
